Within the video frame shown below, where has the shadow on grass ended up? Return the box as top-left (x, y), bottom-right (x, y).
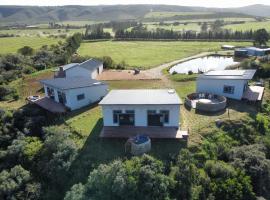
top-left (226, 99), bottom-right (259, 117)
top-left (195, 108), bottom-right (226, 116)
top-left (65, 119), bottom-right (187, 194)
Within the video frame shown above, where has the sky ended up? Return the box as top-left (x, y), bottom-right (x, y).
top-left (0, 0), bottom-right (270, 8)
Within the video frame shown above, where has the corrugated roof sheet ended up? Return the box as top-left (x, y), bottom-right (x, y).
top-left (60, 58), bottom-right (103, 72)
top-left (197, 70), bottom-right (256, 80)
top-left (99, 89), bottom-right (182, 105)
top-left (40, 77), bottom-right (106, 90)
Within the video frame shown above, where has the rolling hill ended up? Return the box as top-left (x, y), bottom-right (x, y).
top-left (0, 4), bottom-right (269, 25)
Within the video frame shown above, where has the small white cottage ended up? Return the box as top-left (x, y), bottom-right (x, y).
top-left (55, 58), bottom-right (103, 79)
top-left (196, 70), bottom-right (256, 100)
top-left (99, 89), bottom-right (181, 127)
top-left (40, 77), bottom-right (108, 110)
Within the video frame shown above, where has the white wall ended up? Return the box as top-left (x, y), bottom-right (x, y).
top-left (65, 64), bottom-right (103, 79)
top-left (196, 79), bottom-right (247, 100)
top-left (65, 84), bottom-right (108, 110)
top-left (43, 84), bottom-right (108, 110)
top-left (65, 66), bottom-right (91, 78)
top-left (101, 104), bottom-right (180, 128)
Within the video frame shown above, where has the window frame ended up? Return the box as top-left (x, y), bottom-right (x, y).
top-left (77, 94), bottom-right (85, 101)
top-left (223, 85), bottom-right (235, 94)
top-left (113, 110), bottom-right (122, 124)
top-left (160, 110), bottom-right (170, 124)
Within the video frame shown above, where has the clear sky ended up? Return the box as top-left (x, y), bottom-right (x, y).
top-left (0, 0), bottom-right (270, 8)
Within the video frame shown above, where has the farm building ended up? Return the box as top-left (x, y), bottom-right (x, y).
top-left (99, 89), bottom-right (188, 139)
top-left (196, 70), bottom-right (264, 101)
top-left (39, 77), bottom-right (108, 111)
top-left (54, 58), bottom-right (103, 79)
top-left (235, 47), bottom-right (270, 57)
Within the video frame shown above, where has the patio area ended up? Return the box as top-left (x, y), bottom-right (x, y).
top-left (100, 126), bottom-right (188, 139)
top-left (29, 97), bottom-right (67, 113)
top-left (243, 86), bottom-right (265, 101)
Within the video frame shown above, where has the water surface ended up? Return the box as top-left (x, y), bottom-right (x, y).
top-left (169, 56), bottom-right (239, 74)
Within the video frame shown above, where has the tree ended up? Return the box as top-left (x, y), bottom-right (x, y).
top-left (0, 165), bottom-right (40, 200)
top-left (36, 126), bottom-right (78, 186)
top-left (204, 160), bottom-right (256, 200)
top-left (201, 22), bottom-right (208, 32)
top-left (65, 155), bottom-right (173, 200)
top-left (17, 46), bottom-right (34, 56)
top-left (230, 144), bottom-right (270, 199)
top-left (254, 29), bottom-right (269, 47)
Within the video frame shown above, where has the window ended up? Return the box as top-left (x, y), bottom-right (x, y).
top-left (223, 85), bottom-right (235, 94)
top-left (160, 110), bottom-right (169, 123)
top-left (125, 110), bottom-right (135, 114)
top-left (113, 110), bottom-right (122, 124)
top-left (57, 91), bottom-right (66, 104)
top-left (47, 87), bottom-right (55, 100)
top-left (147, 110), bottom-right (156, 115)
top-left (77, 94), bottom-right (85, 101)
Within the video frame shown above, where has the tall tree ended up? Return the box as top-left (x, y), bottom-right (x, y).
top-left (253, 29), bottom-right (269, 47)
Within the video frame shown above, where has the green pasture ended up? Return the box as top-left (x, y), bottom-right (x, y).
top-left (0, 28), bottom-right (85, 37)
top-left (78, 40), bottom-right (251, 69)
top-left (224, 20), bottom-right (270, 32)
top-left (0, 36), bottom-right (62, 54)
top-left (144, 11), bottom-right (213, 19)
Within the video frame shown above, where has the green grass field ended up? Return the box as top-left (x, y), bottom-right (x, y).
top-left (0, 28), bottom-right (85, 37)
top-left (78, 41), bottom-right (251, 69)
top-left (224, 20), bottom-right (270, 32)
top-left (145, 23), bottom-right (201, 32)
top-left (0, 37), bottom-right (62, 54)
top-left (144, 11), bottom-right (213, 19)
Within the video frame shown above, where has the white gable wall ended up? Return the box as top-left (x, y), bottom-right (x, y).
top-left (65, 84), bottom-right (108, 110)
top-left (196, 79), bottom-right (247, 100)
top-left (65, 64), bottom-right (103, 79)
top-left (65, 66), bottom-right (91, 78)
top-left (101, 104), bottom-right (180, 128)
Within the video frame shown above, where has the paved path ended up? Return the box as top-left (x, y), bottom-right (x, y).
top-left (144, 52), bottom-right (213, 79)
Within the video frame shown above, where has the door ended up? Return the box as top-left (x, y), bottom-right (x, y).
top-left (148, 114), bottom-right (163, 126)
top-left (119, 114), bottom-right (134, 126)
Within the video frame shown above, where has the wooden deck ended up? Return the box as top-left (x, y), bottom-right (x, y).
top-left (100, 126), bottom-right (188, 139)
top-left (30, 97), bottom-right (67, 113)
top-left (243, 86), bottom-right (264, 101)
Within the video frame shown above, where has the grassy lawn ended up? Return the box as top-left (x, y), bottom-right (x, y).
top-left (78, 41), bottom-right (251, 69)
top-left (0, 28), bottom-right (85, 37)
top-left (0, 37), bottom-right (62, 54)
top-left (144, 11), bottom-right (213, 18)
top-left (224, 20), bottom-right (270, 32)
top-left (146, 23), bottom-right (201, 32)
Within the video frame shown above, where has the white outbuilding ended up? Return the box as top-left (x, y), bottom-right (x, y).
top-left (54, 58), bottom-right (103, 79)
top-left (196, 70), bottom-right (257, 100)
top-left (98, 89), bottom-right (188, 139)
top-left (40, 77), bottom-right (108, 111)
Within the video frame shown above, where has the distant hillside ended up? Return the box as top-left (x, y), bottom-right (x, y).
top-left (223, 4), bottom-right (270, 18)
top-left (0, 4), bottom-right (268, 25)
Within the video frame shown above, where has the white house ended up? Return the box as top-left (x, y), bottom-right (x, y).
top-left (40, 77), bottom-right (108, 110)
top-left (55, 58), bottom-right (103, 79)
top-left (196, 70), bottom-right (256, 100)
top-left (99, 89), bottom-right (181, 128)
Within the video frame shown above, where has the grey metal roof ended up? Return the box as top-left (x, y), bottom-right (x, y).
top-left (79, 58), bottom-right (103, 71)
top-left (197, 70), bottom-right (256, 80)
top-left (62, 63), bottom-right (79, 71)
top-left (40, 77), bottom-right (106, 90)
top-left (58, 59), bottom-right (103, 72)
top-left (99, 89), bottom-right (182, 105)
